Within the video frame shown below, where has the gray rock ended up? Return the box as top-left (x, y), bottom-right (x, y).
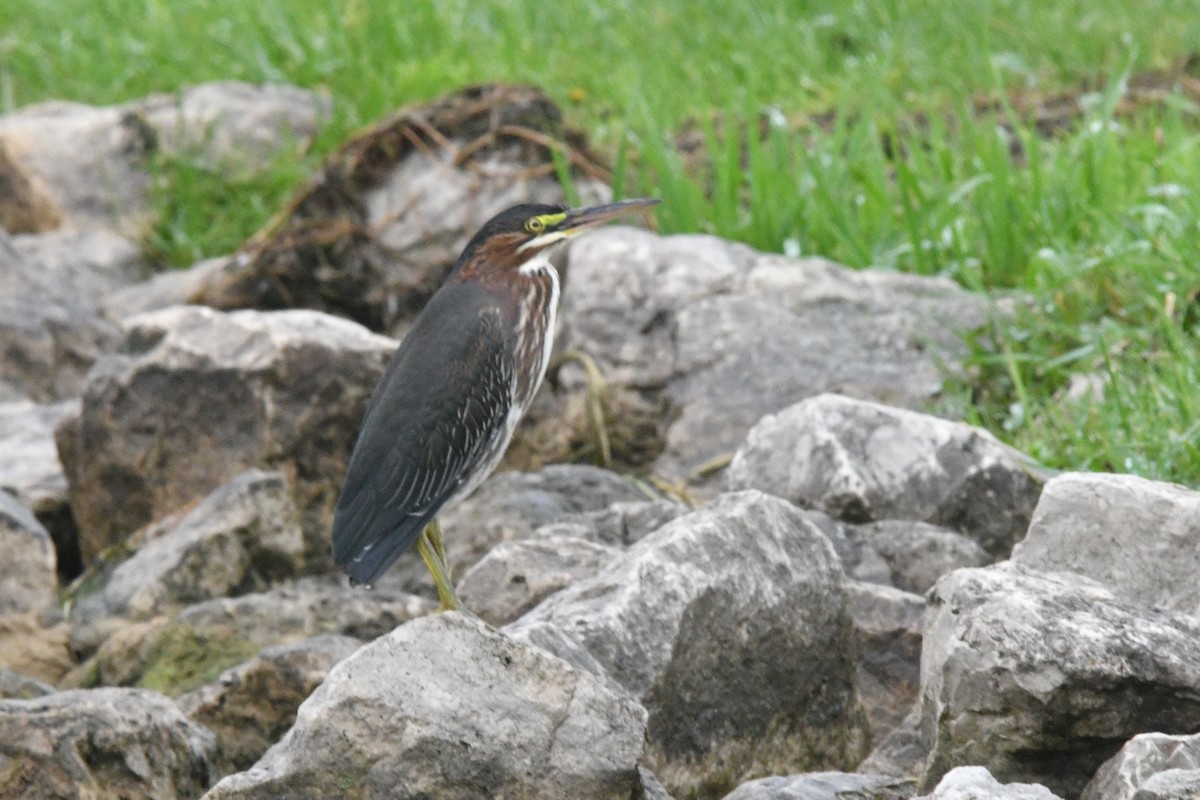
top-left (858, 707), bottom-right (927, 779)
top-left (0, 490), bottom-right (56, 616)
top-left (0, 668), bottom-right (55, 700)
top-left (507, 490), bottom-right (868, 798)
top-left (458, 534), bottom-right (622, 625)
top-left (64, 575), bottom-right (432, 695)
top-left (379, 463), bottom-right (647, 597)
top-left (178, 634), bottom-right (362, 778)
top-left (536, 498), bottom-right (689, 548)
top-left (8, 229), bottom-right (146, 299)
top-left (921, 563), bottom-right (1200, 797)
top-left (919, 767), bottom-right (1063, 800)
top-left (202, 612), bottom-right (646, 800)
top-left (1013, 472), bottom-right (1200, 615)
top-left (544, 230), bottom-right (989, 479)
top-left (0, 230), bottom-right (123, 403)
top-left (102, 255), bottom-right (229, 323)
top-left (726, 394), bottom-right (1044, 557)
top-left (0, 399), bottom-right (81, 579)
top-left (190, 84), bottom-right (607, 335)
top-left (827, 518), bottom-right (989, 595)
top-left (1082, 732), bottom-right (1200, 800)
top-left (0, 81), bottom-right (327, 235)
top-left (57, 305), bottom-right (395, 566)
top-left (1130, 770), bottom-right (1200, 800)
top-left (0, 687), bottom-right (216, 799)
top-left (721, 772), bottom-right (915, 800)
top-left (845, 582), bottom-right (924, 744)
top-left (638, 766), bottom-right (676, 800)
top-left (69, 471), bottom-right (304, 656)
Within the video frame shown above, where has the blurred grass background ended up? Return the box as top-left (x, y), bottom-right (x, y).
top-left (4, 0), bottom-right (1200, 483)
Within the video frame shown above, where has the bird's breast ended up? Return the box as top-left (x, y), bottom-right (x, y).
top-left (510, 256), bottom-right (560, 413)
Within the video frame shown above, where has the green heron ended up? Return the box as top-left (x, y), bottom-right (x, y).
top-left (331, 197), bottom-right (660, 609)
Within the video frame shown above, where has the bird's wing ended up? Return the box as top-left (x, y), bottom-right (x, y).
top-left (331, 289), bottom-right (514, 585)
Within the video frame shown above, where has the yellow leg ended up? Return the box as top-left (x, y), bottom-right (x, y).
top-left (418, 521), bottom-right (464, 612)
top-left (428, 518), bottom-right (449, 572)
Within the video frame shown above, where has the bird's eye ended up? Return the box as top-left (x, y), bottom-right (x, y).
top-left (525, 217), bottom-right (545, 233)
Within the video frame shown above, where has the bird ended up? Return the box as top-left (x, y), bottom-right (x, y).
top-left (331, 197), bottom-right (660, 610)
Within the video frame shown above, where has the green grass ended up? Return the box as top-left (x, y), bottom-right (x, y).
top-left (5, 0), bottom-right (1200, 486)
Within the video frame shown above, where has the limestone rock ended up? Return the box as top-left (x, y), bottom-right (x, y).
top-left (178, 634), bottom-right (362, 778)
top-left (0, 399), bottom-right (81, 580)
top-left (858, 707), bottom-right (927, 779)
top-left (507, 490), bottom-right (868, 798)
top-left (190, 84), bottom-right (608, 335)
top-left (919, 767), bottom-right (1063, 800)
top-left (1013, 472), bottom-right (1200, 615)
top-left (69, 470), bottom-right (305, 656)
top-left (823, 516), bottom-right (989, 595)
top-left (0, 81), bottom-right (328, 235)
top-left (920, 563), bottom-right (1200, 797)
top-left (0, 669), bottom-right (55, 700)
top-left (57, 305), bottom-right (395, 566)
top-left (541, 230), bottom-right (989, 478)
top-left (1082, 732), bottom-right (1200, 800)
top-left (534, 498), bottom-right (689, 548)
top-left (0, 687), bottom-right (216, 799)
top-left (721, 772), bottom-right (915, 800)
top-left (65, 575), bottom-right (431, 695)
top-left (845, 582), bottom-right (924, 744)
top-left (726, 394), bottom-right (1044, 557)
top-left (458, 534), bottom-right (622, 625)
top-left (202, 612), bottom-right (646, 800)
top-left (380, 464), bottom-right (647, 597)
top-left (0, 490), bottom-right (57, 616)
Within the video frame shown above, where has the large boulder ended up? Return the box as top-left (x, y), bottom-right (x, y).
top-left (191, 84), bottom-right (608, 335)
top-left (0, 490), bottom-right (57, 616)
top-left (0, 81), bottom-right (328, 235)
top-left (920, 563), bottom-right (1200, 797)
top-left (1012, 472), bottom-right (1200, 615)
top-left (68, 470), bottom-right (305, 656)
top-left (56, 305), bottom-right (395, 567)
top-left (1082, 732), bottom-right (1200, 800)
top-left (178, 634), bottom-right (362, 778)
top-left (0, 687), bottom-right (216, 799)
top-left (507, 490), bottom-right (868, 798)
top-left (202, 612), bottom-right (647, 800)
top-left (726, 394), bottom-right (1044, 558)
top-left (534, 230), bottom-right (989, 478)
top-left (0, 399), bottom-right (81, 580)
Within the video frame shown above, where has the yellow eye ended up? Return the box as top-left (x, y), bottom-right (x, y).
top-left (525, 217), bottom-right (545, 233)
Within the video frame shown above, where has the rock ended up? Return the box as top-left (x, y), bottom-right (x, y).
top-left (0, 687), bottom-right (216, 799)
top-left (0, 399), bottom-right (82, 580)
top-left (65, 575), bottom-right (432, 695)
top-left (726, 394), bottom-right (1045, 558)
top-left (101, 256), bottom-right (229, 323)
top-left (0, 81), bottom-right (328, 235)
top-left (638, 767), bottom-right (676, 800)
top-left (190, 84), bottom-right (608, 335)
top-left (1012, 472), bottom-right (1200, 615)
top-left (538, 230), bottom-right (989, 479)
top-left (721, 772), bottom-right (915, 800)
top-left (0, 614), bottom-right (72, 684)
top-left (0, 669), bottom-right (55, 700)
top-left (0, 490), bottom-right (57, 615)
top-left (178, 634), bottom-right (361, 778)
top-left (507, 490), bottom-right (868, 798)
top-left (458, 534), bottom-right (622, 625)
top-left (1082, 732), bottom-right (1200, 800)
top-left (858, 707), bottom-right (927, 779)
top-left (824, 517), bottom-right (989, 595)
top-left (202, 612), bottom-right (646, 800)
top-left (845, 582), bottom-right (923, 743)
top-left (919, 767), bottom-right (1063, 800)
top-left (68, 470), bottom-right (305, 656)
top-left (9, 229), bottom-right (146, 299)
top-left (0, 230), bottom-right (123, 403)
top-left (920, 563), bottom-right (1200, 797)
top-left (535, 498), bottom-right (689, 548)
top-left (56, 305), bottom-right (395, 566)
top-left (380, 463), bottom-right (647, 596)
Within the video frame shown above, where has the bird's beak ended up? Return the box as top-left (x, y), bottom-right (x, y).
top-left (519, 197), bottom-right (660, 252)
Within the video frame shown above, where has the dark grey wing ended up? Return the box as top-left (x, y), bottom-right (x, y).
top-left (331, 284), bottom-right (514, 585)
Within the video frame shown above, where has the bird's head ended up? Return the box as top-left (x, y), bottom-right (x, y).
top-left (455, 198), bottom-right (660, 276)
